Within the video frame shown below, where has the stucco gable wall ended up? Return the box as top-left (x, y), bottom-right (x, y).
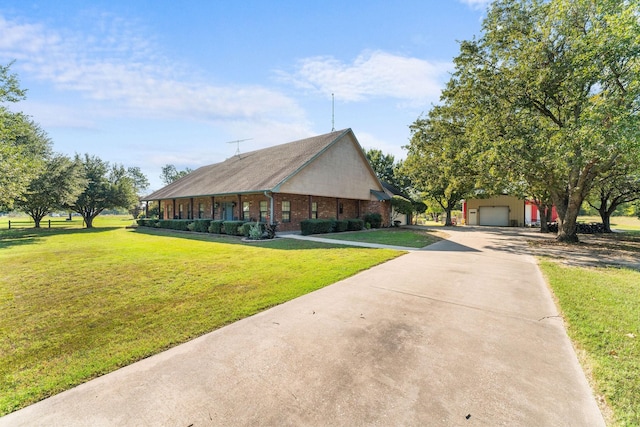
top-left (277, 135), bottom-right (381, 200)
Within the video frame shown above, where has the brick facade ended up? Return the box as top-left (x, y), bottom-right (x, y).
top-left (157, 192), bottom-right (390, 232)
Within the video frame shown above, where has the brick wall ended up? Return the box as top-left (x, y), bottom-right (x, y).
top-left (157, 192), bottom-right (389, 231)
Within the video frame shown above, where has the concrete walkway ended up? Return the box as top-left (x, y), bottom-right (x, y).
top-left (278, 232), bottom-right (420, 251)
top-left (1, 228), bottom-right (605, 426)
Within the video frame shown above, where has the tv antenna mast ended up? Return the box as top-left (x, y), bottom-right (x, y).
top-left (331, 93), bottom-right (335, 131)
top-left (226, 138), bottom-right (253, 157)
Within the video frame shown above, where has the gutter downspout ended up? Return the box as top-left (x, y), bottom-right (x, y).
top-left (264, 191), bottom-right (274, 224)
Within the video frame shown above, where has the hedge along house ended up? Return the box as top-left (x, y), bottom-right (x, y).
top-left (142, 129), bottom-right (391, 232)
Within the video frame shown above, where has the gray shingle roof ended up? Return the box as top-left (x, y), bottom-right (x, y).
top-left (144, 129), bottom-right (353, 200)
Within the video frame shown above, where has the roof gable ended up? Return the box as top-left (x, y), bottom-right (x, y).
top-left (276, 130), bottom-right (384, 199)
top-left (145, 129), bottom-right (382, 200)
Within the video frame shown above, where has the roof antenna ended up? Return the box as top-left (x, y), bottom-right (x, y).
top-left (331, 93), bottom-right (335, 131)
top-left (225, 138), bottom-right (252, 157)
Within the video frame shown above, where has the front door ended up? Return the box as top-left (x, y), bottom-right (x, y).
top-left (223, 203), bottom-right (234, 221)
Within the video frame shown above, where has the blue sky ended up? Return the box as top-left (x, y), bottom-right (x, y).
top-left (1, 0), bottom-right (490, 190)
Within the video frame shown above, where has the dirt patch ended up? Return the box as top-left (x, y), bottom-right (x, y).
top-left (527, 232), bottom-right (640, 270)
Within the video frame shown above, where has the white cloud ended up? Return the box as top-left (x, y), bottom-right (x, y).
top-left (278, 50), bottom-right (451, 106)
top-left (0, 14), bottom-right (307, 127)
top-left (458, 0), bottom-right (492, 10)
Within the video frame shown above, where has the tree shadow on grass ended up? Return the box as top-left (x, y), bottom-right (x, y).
top-left (0, 227), bottom-right (121, 251)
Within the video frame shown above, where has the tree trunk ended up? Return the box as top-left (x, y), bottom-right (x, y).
top-left (555, 196), bottom-right (580, 243)
top-left (34, 218), bottom-right (41, 228)
top-left (85, 215), bottom-right (94, 228)
top-left (535, 202), bottom-right (552, 233)
top-left (543, 205), bottom-right (553, 232)
top-left (601, 213), bottom-right (613, 233)
top-left (444, 208), bottom-right (453, 226)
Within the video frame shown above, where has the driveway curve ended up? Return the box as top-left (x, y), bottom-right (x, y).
top-left (0, 227), bottom-right (605, 426)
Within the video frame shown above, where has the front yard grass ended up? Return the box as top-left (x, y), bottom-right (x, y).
top-left (318, 227), bottom-right (443, 248)
top-left (0, 222), bottom-right (402, 415)
top-left (539, 260), bottom-right (640, 426)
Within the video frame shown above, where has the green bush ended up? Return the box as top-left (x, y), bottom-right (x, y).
top-left (242, 222), bottom-right (266, 238)
top-left (363, 213), bottom-right (383, 228)
top-left (223, 221), bottom-right (246, 236)
top-left (208, 220), bottom-right (224, 234)
top-left (136, 219), bottom-right (158, 227)
top-left (243, 222), bottom-right (265, 240)
top-left (300, 219), bottom-right (334, 235)
top-left (347, 218), bottom-right (364, 231)
top-left (157, 220), bottom-right (192, 231)
top-left (334, 219), bottom-right (349, 232)
top-left (192, 219), bottom-right (212, 233)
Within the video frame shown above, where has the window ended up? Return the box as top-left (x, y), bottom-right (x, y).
top-left (198, 203), bottom-right (204, 219)
top-left (339, 202), bottom-right (344, 215)
top-left (259, 201), bottom-right (268, 222)
top-left (179, 203), bottom-right (184, 219)
top-left (167, 204), bottom-right (173, 219)
top-left (311, 202), bottom-right (318, 219)
top-left (243, 201), bottom-right (250, 220)
top-left (282, 201), bottom-right (291, 223)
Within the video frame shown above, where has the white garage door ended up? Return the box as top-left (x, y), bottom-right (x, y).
top-left (479, 206), bottom-right (509, 226)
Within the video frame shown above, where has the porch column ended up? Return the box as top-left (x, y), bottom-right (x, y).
top-left (308, 195), bottom-right (312, 219)
top-left (336, 198), bottom-right (340, 219)
top-left (237, 194), bottom-right (242, 220)
top-left (172, 199), bottom-right (176, 219)
top-left (211, 196), bottom-right (215, 219)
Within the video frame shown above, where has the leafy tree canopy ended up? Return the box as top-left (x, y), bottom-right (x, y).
top-left (15, 155), bottom-right (85, 227)
top-left (67, 154), bottom-right (141, 228)
top-left (160, 164), bottom-right (193, 186)
top-left (0, 62), bottom-right (52, 209)
top-left (427, 0), bottom-right (640, 240)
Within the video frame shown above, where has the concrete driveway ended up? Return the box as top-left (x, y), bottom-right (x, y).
top-left (0, 227), bottom-right (605, 426)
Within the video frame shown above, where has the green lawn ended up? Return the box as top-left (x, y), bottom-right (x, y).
top-left (539, 260), bottom-right (640, 426)
top-left (0, 218), bottom-right (402, 415)
top-left (317, 227), bottom-right (443, 248)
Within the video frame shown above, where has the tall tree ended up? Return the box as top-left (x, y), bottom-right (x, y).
top-left (15, 155), bottom-right (85, 227)
top-left (451, 0), bottom-right (640, 242)
top-left (365, 149), bottom-right (396, 184)
top-left (0, 62), bottom-right (51, 209)
top-left (403, 105), bottom-right (478, 226)
top-left (67, 155), bottom-right (139, 228)
top-left (124, 166), bottom-right (150, 217)
top-left (160, 164), bottom-right (193, 185)
top-left (587, 163), bottom-right (640, 233)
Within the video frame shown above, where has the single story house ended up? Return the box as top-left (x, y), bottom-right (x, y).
top-left (142, 128), bottom-right (391, 232)
top-left (462, 195), bottom-right (558, 227)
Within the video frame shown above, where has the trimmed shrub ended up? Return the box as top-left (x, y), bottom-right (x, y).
top-left (347, 218), bottom-right (364, 231)
top-left (136, 218), bottom-right (158, 227)
top-left (334, 219), bottom-right (349, 232)
top-left (157, 219), bottom-right (192, 231)
top-left (192, 219), bottom-right (212, 233)
top-left (363, 213), bottom-right (383, 228)
top-left (223, 221), bottom-right (246, 236)
top-left (208, 220), bottom-right (224, 234)
top-left (300, 219), bottom-right (334, 235)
